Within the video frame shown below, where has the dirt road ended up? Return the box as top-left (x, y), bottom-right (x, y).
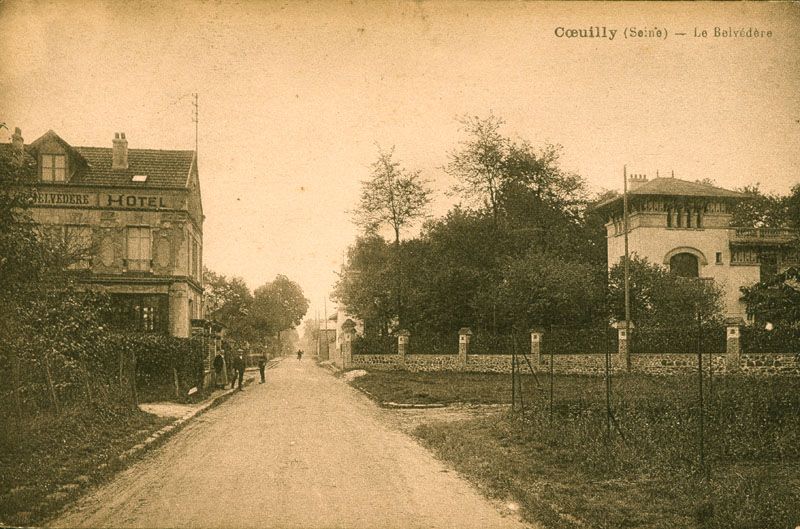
top-left (49, 358), bottom-right (528, 529)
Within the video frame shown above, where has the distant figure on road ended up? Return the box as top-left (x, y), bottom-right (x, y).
top-left (258, 355), bottom-right (266, 383)
top-left (213, 351), bottom-right (226, 389)
top-left (296, 349), bottom-right (303, 361)
top-left (232, 351), bottom-right (246, 391)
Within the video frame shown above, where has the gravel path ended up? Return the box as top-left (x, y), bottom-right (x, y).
top-left (49, 358), bottom-right (529, 529)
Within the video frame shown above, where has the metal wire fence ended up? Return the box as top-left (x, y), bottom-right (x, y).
top-left (541, 325), bottom-right (617, 355)
top-left (352, 334), bottom-right (397, 355)
top-left (408, 332), bottom-right (458, 355)
top-left (742, 323), bottom-right (800, 354)
top-left (631, 324), bottom-right (726, 354)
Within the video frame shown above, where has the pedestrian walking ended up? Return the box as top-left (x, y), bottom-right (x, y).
top-left (296, 349), bottom-right (303, 361)
top-left (213, 350), bottom-right (225, 389)
top-left (232, 351), bottom-right (246, 391)
top-left (258, 355), bottom-right (266, 384)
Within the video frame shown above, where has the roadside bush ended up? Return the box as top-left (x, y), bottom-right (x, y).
top-left (133, 333), bottom-right (205, 401)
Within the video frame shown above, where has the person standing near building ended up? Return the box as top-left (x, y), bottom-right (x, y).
top-left (257, 355), bottom-right (266, 384)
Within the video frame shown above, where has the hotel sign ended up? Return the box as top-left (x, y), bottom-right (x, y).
top-left (36, 192), bottom-right (96, 206)
top-left (104, 194), bottom-right (169, 209)
top-left (34, 192), bottom-right (170, 209)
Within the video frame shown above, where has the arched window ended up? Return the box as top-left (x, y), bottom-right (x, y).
top-left (670, 253), bottom-right (699, 278)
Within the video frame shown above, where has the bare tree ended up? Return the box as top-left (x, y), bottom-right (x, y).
top-left (352, 146), bottom-right (431, 327)
top-left (445, 114), bottom-right (507, 222)
top-left (353, 146), bottom-right (431, 246)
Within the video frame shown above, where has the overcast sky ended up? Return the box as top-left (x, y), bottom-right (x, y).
top-left (1, 1), bottom-right (798, 321)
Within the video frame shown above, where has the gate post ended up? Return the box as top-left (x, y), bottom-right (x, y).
top-left (612, 321), bottom-right (634, 371)
top-left (458, 327), bottom-right (472, 370)
top-left (397, 330), bottom-right (410, 369)
top-left (530, 328), bottom-right (544, 365)
top-left (725, 317), bottom-right (744, 372)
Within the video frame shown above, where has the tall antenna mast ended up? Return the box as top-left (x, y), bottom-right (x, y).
top-left (191, 93), bottom-right (199, 157)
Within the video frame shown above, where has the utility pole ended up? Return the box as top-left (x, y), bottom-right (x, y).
top-left (323, 297), bottom-right (329, 361)
top-left (315, 310), bottom-right (320, 358)
top-left (623, 165), bottom-right (631, 367)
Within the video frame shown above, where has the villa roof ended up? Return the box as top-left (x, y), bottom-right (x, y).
top-left (594, 177), bottom-right (750, 211)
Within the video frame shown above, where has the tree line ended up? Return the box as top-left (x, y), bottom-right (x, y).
top-left (334, 114), bottom-right (800, 337)
top-left (203, 268), bottom-right (309, 354)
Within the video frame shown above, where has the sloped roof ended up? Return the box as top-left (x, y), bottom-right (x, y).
top-left (1, 130), bottom-right (195, 189)
top-left (595, 177), bottom-right (750, 211)
top-left (72, 146), bottom-right (194, 188)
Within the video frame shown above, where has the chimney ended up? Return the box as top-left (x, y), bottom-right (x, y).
top-left (628, 173), bottom-right (648, 191)
top-left (112, 132), bottom-right (128, 170)
top-left (11, 127), bottom-right (23, 153)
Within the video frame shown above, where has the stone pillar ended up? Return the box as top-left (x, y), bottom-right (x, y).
top-left (612, 321), bottom-right (634, 371)
top-left (725, 317), bottom-right (744, 372)
top-left (397, 330), bottom-right (410, 369)
top-left (458, 327), bottom-right (472, 370)
top-left (530, 328), bottom-right (544, 365)
top-left (341, 319), bottom-right (356, 370)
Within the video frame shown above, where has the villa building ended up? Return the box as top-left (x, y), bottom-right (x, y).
top-left (596, 175), bottom-right (798, 318)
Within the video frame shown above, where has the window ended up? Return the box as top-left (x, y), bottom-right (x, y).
top-left (670, 253), bottom-right (699, 278)
top-left (126, 227), bottom-right (151, 271)
top-left (715, 252), bottom-right (723, 265)
top-left (41, 154), bottom-right (66, 181)
top-left (109, 294), bottom-right (168, 333)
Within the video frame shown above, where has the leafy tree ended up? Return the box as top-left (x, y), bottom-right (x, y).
top-left (251, 275), bottom-right (309, 345)
top-left (786, 184), bottom-right (800, 230)
top-left (333, 235), bottom-right (395, 336)
top-left (607, 255), bottom-right (724, 326)
top-left (402, 208), bottom-right (502, 334)
top-left (446, 115), bottom-right (588, 228)
top-left (352, 147), bottom-right (431, 326)
top-left (1, 142), bottom-right (46, 296)
top-left (741, 266), bottom-right (800, 324)
top-left (731, 184), bottom-right (790, 228)
top-left (487, 250), bottom-right (606, 330)
top-left (202, 267), bottom-right (257, 344)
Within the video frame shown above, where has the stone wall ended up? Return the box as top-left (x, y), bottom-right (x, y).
top-left (740, 354), bottom-right (800, 375)
top-left (405, 355), bottom-right (462, 372)
top-left (344, 325), bottom-right (799, 377)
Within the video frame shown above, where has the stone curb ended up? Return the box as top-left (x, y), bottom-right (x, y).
top-left (381, 402), bottom-right (448, 409)
top-left (118, 384), bottom-right (241, 463)
top-left (118, 358), bottom-right (283, 463)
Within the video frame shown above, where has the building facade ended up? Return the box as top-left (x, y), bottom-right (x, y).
top-left (5, 128), bottom-right (204, 337)
top-left (597, 175), bottom-right (798, 318)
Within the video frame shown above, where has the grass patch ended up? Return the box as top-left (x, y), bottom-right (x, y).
top-left (0, 402), bottom-right (169, 527)
top-left (356, 370), bottom-right (800, 528)
top-left (351, 371), bottom-right (515, 404)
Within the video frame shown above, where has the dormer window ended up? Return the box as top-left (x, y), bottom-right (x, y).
top-left (41, 154), bottom-right (66, 181)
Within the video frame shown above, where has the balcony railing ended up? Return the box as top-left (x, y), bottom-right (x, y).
top-left (730, 228), bottom-right (796, 244)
